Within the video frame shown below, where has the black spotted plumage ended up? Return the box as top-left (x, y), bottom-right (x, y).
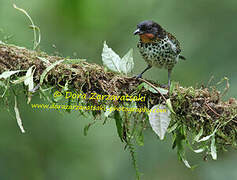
top-left (133, 20), bottom-right (186, 88)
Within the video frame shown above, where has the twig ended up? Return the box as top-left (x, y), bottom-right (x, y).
top-left (232, 120), bottom-right (237, 123)
top-left (204, 99), bottom-right (220, 117)
top-left (207, 75), bottom-right (214, 87)
top-left (137, 78), bottom-right (167, 101)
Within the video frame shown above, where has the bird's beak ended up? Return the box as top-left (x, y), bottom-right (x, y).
top-left (133, 28), bottom-right (142, 35)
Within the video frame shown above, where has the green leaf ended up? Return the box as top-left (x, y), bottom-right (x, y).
top-left (104, 105), bottom-right (113, 117)
top-left (63, 80), bottom-right (69, 91)
top-left (155, 87), bottom-right (168, 95)
top-left (166, 99), bottom-right (175, 114)
top-left (144, 84), bottom-right (159, 93)
top-left (0, 70), bottom-right (22, 79)
top-left (120, 48), bottom-right (134, 75)
top-left (13, 4), bottom-right (40, 49)
top-left (211, 135), bottom-right (217, 160)
top-left (169, 81), bottom-right (176, 94)
top-left (193, 147), bottom-right (206, 153)
top-left (136, 83), bottom-right (145, 91)
top-left (140, 82), bottom-right (168, 94)
top-left (24, 65), bottom-right (35, 91)
top-left (63, 58), bottom-right (86, 64)
top-left (40, 59), bottom-right (64, 85)
top-left (135, 130), bottom-right (144, 146)
top-left (102, 41), bottom-right (121, 73)
top-left (12, 76), bottom-right (28, 84)
top-left (181, 157), bottom-right (191, 168)
top-left (0, 81), bottom-right (7, 97)
top-left (175, 127), bottom-right (192, 168)
top-left (167, 123), bottom-right (178, 133)
top-left (114, 111), bottom-right (124, 142)
top-left (37, 56), bottom-right (50, 64)
top-left (194, 127), bottom-right (203, 142)
top-left (197, 129), bottom-right (217, 142)
top-left (14, 96), bottom-right (25, 133)
top-left (0, 81), bottom-right (6, 88)
top-left (149, 104), bottom-right (171, 140)
top-left (173, 127), bottom-right (185, 150)
top-left (0, 40), bottom-right (5, 45)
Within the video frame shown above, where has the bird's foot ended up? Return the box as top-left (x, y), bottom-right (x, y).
top-left (133, 74), bottom-right (142, 79)
top-left (160, 84), bottom-right (169, 89)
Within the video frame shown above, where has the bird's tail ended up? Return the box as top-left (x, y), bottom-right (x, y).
top-left (179, 55), bottom-right (186, 60)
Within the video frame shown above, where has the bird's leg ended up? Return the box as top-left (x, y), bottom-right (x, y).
top-left (168, 68), bottom-right (172, 89)
top-left (134, 65), bottom-right (152, 79)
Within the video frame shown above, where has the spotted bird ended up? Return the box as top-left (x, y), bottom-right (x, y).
top-left (134, 20), bottom-right (186, 88)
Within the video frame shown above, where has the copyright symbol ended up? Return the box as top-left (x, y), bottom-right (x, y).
top-left (54, 91), bottom-right (62, 98)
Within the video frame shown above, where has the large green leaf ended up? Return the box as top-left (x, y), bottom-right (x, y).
top-left (114, 111), bottom-right (124, 142)
top-left (102, 41), bottom-right (121, 73)
top-left (149, 104), bottom-right (171, 140)
top-left (120, 48), bottom-right (134, 75)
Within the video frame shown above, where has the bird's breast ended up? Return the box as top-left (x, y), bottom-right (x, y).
top-left (137, 40), bottom-right (178, 69)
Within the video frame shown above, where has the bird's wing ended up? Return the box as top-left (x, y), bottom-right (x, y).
top-left (167, 32), bottom-right (181, 54)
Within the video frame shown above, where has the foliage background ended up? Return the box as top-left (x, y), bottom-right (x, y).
top-left (0, 0), bottom-right (237, 179)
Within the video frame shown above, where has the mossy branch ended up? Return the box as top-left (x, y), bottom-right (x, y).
top-left (0, 42), bottom-right (237, 168)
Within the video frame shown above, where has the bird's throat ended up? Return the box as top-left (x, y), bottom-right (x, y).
top-left (139, 33), bottom-right (156, 43)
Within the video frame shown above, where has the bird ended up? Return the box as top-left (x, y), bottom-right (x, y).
top-left (133, 20), bottom-right (186, 88)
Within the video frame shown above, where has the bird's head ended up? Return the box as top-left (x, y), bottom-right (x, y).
top-left (134, 20), bottom-right (164, 43)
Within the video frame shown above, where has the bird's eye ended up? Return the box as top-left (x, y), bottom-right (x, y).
top-left (147, 27), bottom-right (152, 31)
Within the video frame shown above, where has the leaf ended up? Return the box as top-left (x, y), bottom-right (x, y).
top-left (182, 157), bottom-right (191, 168)
top-left (11, 66), bottom-right (35, 86)
top-left (0, 70), bottom-right (22, 79)
top-left (0, 40), bottom-right (5, 45)
top-left (193, 147), bottom-right (205, 153)
top-left (149, 104), bottom-right (171, 140)
top-left (218, 77), bottom-right (229, 98)
top-left (63, 59), bottom-right (86, 64)
top-left (0, 81), bottom-right (7, 97)
top-left (197, 129), bottom-right (217, 142)
top-left (167, 123), bottom-right (178, 133)
top-left (211, 135), bottom-right (217, 160)
top-left (40, 59), bottom-right (64, 85)
top-left (135, 130), bottom-right (144, 146)
top-left (194, 127), bottom-right (203, 142)
top-left (197, 134), bottom-right (213, 142)
top-left (29, 25), bottom-right (41, 49)
top-left (173, 126), bottom-right (185, 150)
top-left (12, 76), bottom-right (28, 84)
top-left (24, 65), bottom-right (35, 91)
top-left (0, 81), bottom-right (6, 87)
top-left (104, 105), bottom-right (113, 117)
top-left (175, 127), bottom-right (192, 168)
top-left (101, 42), bottom-right (135, 75)
top-left (14, 96), bottom-right (25, 133)
top-left (102, 41), bottom-right (121, 73)
top-left (37, 56), bottom-right (50, 64)
top-left (169, 81), bottom-right (177, 94)
top-left (63, 80), bottom-right (69, 91)
top-left (166, 99), bottom-right (175, 114)
top-left (136, 83), bottom-right (145, 91)
top-left (120, 48), bottom-right (134, 75)
top-left (114, 111), bottom-right (124, 142)
top-left (13, 4), bottom-right (40, 49)
top-left (143, 82), bottom-right (158, 93)
top-left (140, 82), bottom-right (168, 94)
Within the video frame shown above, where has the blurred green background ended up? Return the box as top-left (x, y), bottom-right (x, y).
top-left (0, 0), bottom-right (237, 179)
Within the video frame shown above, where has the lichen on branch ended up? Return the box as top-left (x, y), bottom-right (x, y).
top-left (0, 42), bottom-right (236, 169)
